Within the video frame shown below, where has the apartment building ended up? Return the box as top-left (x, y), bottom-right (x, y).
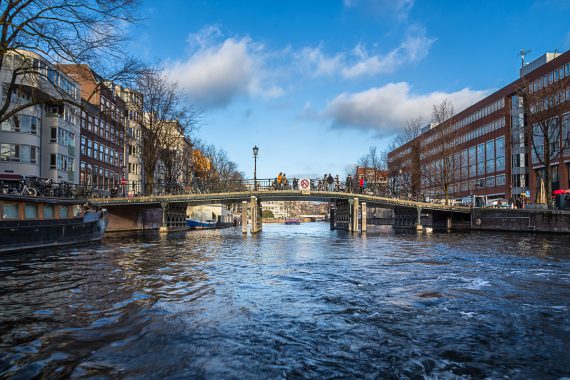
top-left (115, 84), bottom-right (144, 194)
top-left (60, 65), bottom-right (128, 193)
top-left (388, 50), bottom-right (570, 204)
top-left (0, 50), bottom-right (81, 184)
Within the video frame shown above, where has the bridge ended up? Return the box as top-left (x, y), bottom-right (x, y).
top-left (88, 179), bottom-right (471, 233)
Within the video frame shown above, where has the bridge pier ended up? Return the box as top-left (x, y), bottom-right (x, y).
top-left (159, 202), bottom-right (168, 233)
top-left (351, 198), bottom-right (359, 233)
top-left (416, 206), bottom-right (423, 231)
top-left (361, 202), bottom-right (366, 233)
top-left (242, 201), bottom-right (248, 234)
top-left (250, 196), bottom-right (262, 234)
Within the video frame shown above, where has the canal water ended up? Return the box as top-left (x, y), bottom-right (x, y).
top-left (1, 223), bottom-right (570, 379)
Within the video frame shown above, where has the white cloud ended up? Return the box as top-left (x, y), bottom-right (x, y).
top-left (296, 32), bottom-right (435, 79)
top-left (164, 26), bottom-right (282, 109)
top-left (320, 82), bottom-right (489, 134)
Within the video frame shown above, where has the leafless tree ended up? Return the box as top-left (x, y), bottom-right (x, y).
top-left (394, 116), bottom-right (423, 147)
top-left (193, 140), bottom-right (245, 192)
top-left (520, 74), bottom-right (570, 208)
top-left (135, 65), bottom-right (199, 195)
top-left (425, 98), bottom-right (455, 204)
top-left (0, 0), bottom-right (140, 123)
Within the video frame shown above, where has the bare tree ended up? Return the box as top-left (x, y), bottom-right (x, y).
top-left (0, 0), bottom-right (140, 123)
top-left (520, 74), bottom-right (570, 208)
top-left (193, 140), bottom-right (245, 192)
top-left (425, 98), bottom-right (455, 204)
top-left (394, 116), bottom-right (423, 147)
top-left (135, 65), bottom-right (198, 195)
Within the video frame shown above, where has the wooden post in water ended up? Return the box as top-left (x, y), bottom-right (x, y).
top-left (416, 206), bottom-right (423, 231)
top-left (159, 202), bottom-right (169, 234)
top-left (242, 201), bottom-right (248, 234)
top-left (352, 198), bottom-right (359, 233)
top-left (361, 202), bottom-right (366, 233)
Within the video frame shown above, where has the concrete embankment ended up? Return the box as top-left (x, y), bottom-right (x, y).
top-left (471, 208), bottom-right (570, 233)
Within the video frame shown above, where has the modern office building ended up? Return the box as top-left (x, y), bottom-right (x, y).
top-left (60, 64), bottom-right (128, 194)
top-left (388, 50), bottom-right (570, 204)
top-left (0, 50), bottom-right (81, 184)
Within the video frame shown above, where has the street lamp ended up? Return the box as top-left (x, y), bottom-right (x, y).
top-left (253, 145), bottom-right (259, 191)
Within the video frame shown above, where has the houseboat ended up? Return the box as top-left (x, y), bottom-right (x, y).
top-left (186, 218), bottom-right (217, 230)
top-left (0, 194), bottom-right (108, 254)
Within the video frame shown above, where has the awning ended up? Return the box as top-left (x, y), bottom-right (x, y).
top-left (0, 174), bottom-right (23, 181)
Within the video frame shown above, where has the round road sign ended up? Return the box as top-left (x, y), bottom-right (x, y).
top-left (300, 178), bottom-right (310, 191)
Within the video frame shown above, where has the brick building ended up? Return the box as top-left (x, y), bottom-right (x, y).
top-left (60, 65), bottom-right (128, 194)
top-left (388, 50), bottom-right (570, 205)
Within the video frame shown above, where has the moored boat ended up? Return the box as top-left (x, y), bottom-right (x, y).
top-left (285, 218), bottom-right (301, 225)
top-left (0, 194), bottom-right (108, 254)
top-left (186, 218), bottom-right (217, 229)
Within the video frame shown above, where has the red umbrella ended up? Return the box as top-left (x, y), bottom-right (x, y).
top-left (553, 189), bottom-right (570, 195)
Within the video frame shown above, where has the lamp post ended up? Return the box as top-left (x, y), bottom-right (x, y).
top-left (253, 145), bottom-right (259, 191)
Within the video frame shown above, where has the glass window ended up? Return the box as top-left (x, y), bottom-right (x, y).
top-left (485, 177), bottom-right (495, 187)
top-left (59, 206), bottom-right (68, 218)
top-left (496, 174), bottom-right (506, 186)
top-left (24, 204), bottom-right (38, 219)
top-left (2, 203), bottom-right (19, 219)
top-left (477, 143), bottom-right (485, 164)
top-left (477, 162), bottom-right (485, 176)
top-left (486, 159), bottom-right (495, 173)
top-left (43, 205), bottom-right (54, 219)
top-left (486, 140), bottom-right (495, 160)
top-left (496, 156), bottom-right (505, 171)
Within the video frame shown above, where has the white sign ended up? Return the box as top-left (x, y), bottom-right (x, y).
top-left (300, 178), bottom-right (311, 194)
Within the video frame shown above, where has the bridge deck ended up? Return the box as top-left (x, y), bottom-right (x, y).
top-left (89, 190), bottom-right (471, 213)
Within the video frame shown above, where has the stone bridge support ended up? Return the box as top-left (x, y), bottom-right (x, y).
top-left (249, 196), bottom-right (263, 234)
top-left (242, 201), bottom-right (248, 234)
top-left (159, 202), bottom-right (187, 233)
top-left (332, 198), bottom-right (363, 232)
top-left (394, 206), bottom-right (423, 230)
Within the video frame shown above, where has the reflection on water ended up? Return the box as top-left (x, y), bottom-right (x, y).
top-left (1, 224), bottom-right (570, 378)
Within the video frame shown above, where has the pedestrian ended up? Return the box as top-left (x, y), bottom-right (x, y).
top-left (335, 174), bottom-right (339, 191)
top-left (346, 175), bottom-right (353, 193)
top-left (359, 176), bottom-right (364, 194)
top-left (282, 173), bottom-right (288, 189)
top-left (363, 177), bottom-right (367, 193)
top-left (293, 177), bottom-right (298, 190)
top-left (326, 173), bottom-right (334, 191)
top-left (277, 172), bottom-right (283, 189)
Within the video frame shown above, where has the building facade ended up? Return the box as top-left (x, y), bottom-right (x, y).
top-left (115, 84), bottom-right (144, 194)
top-left (0, 51), bottom-right (81, 184)
top-left (388, 50), bottom-right (570, 205)
top-left (60, 65), bottom-right (128, 195)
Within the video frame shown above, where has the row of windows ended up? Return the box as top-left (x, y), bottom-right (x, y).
top-left (1, 202), bottom-right (79, 220)
top-left (128, 162), bottom-right (141, 175)
top-left (529, 88), bottom-right (570, 114)
top-left (81, 112), bottom-right (125, 145)
top-left (421, 118), bottom-right (506, 161)
top-left (79, 162), bottom-right (122, 188)
top-left (448, 175), bottom-right (507, 194)
top-left (421, 98), bottom-right (506, 148)
top-left (0, 115), bottom-right (40, 135)
top-left (0, 144), bottom-right (39, 163)
top-left (80, 137), bottom-right (123, 167)
top-left (48, 153), bottom-right (74, 172)
top-left (57, 127), bottom-right (75, 148)
top-left (528, 63), bottom-right (570, 94)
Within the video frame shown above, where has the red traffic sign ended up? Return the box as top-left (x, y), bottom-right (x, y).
top-left (121, 178), bottom-right (128, 185)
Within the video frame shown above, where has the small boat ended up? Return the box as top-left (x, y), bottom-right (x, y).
top-left (0, 194), bottom-right (108, 254)
top-left (186, 218), bottom-right (217, 229)
top-left (284, 218), bottom-right (301, 225)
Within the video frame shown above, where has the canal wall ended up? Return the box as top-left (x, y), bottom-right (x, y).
top-left (471, 208), bottom-right (570, 233)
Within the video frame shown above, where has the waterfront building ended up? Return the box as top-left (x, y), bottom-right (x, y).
top-left (60, 65), bottom-right (128, 194)
top-left (262, 201), bottom-right (289, 218)
top-left (355, 166), bottom-right (388, 193)
top-left (0, 50), bottom-right (81, 184)
top-left (388, 50), bottom-right (570, 204)
top-left (115, 85), bottom-right (144, 195)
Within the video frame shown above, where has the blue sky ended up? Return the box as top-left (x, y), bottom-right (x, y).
top-left (128, 0), bottom-right (570, 179)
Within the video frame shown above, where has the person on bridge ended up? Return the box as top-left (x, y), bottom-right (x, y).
top-left (277, 172), bottom-right (283, 189)
top-left (359, 176), bottom-right (364, 194)
top-left (326, 173), bottom-right (334, 191)
top-left (293, 178), bottom-right (298, 190)
top-left (346, 175), bottom-right (353, 193)
top-left (282, 173), bottom-right (288, 189)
